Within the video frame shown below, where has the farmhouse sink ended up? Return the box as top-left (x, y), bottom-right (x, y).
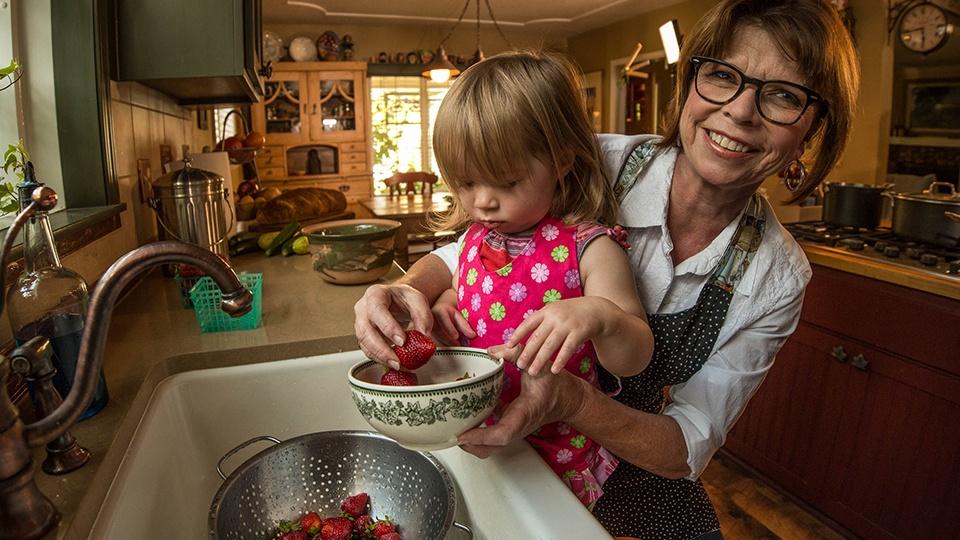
top-left (84, 350), bottom-right (610, 539)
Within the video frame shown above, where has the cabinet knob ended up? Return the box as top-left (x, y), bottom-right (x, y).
top-left (831, 345), bottom-right (847, 362)
top-left (851, 354), bottom-right (870, 371)
top-left (338, 184), bottom-right (350, 192)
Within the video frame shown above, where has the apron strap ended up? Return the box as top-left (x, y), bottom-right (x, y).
top-left (614, 139), bottom-right (662, 204)
top-left (709, 194), bottom-right (766, 292)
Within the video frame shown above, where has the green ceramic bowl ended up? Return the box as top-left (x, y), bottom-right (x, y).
top-left (302, 219), bottom-right (401, 285)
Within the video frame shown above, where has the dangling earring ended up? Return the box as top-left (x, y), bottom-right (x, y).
top-left (781, 159), bottom-right (807, 192)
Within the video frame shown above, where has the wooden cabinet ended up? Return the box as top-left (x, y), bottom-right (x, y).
top-left (251, 62), bottom-right (372, 202)
top-left (725, 265), bottom-right (960, 540)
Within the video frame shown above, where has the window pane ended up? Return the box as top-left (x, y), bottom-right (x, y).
top-left (369, 75), bottom-right (450, 194)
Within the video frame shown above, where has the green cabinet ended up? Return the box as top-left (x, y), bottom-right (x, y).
top-left (113, 0), bottom-right (264, 105)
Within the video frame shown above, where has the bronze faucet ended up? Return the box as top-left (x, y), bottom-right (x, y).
top-left (0, 186), bottom-right (253, 540)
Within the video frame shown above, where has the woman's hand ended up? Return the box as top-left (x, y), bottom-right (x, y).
top-left (457, 347), bottom-right (587, 457)
top-left (431, 289), bottom-right (477, 345)
top-left (505, 296), bottom-right (614, 376)
top-left (354, 283), bottom-right (434, 369)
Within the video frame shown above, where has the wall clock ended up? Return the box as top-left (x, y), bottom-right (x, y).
top-left (899, 2), bottom-right (954, 54)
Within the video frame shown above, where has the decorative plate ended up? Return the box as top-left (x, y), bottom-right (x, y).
top-left (262, 30), bottom-right (283, 63)
top-left (288, 36), bottom-right (318, 62)
top-left (316, 30), bottom-right (340, 60)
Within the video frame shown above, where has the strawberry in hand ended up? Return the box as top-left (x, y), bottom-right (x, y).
top-left (392, 330), bottom-right (436, 370)
top-left (380, 369), bottom-right (418, 386)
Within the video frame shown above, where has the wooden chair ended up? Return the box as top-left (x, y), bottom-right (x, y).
top-left (385, 171), bottom-right (439, 198)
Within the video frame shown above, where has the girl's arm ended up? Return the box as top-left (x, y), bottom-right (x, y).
top-left (505, 235), bottom-right (653, 377)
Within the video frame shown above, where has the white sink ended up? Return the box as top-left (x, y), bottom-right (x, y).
top-left (87, 350), bottom-right (610, 539)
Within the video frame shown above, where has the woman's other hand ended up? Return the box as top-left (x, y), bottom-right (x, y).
top-left (505, 296), bottom-right (613, 376)
top-left (354, 283), bottom-right (434, 369)
top-left (431, 288), bottom-right (477, 345)
top-left (457, 349), bottom-right (587, 458)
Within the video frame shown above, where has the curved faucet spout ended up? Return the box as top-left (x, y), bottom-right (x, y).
top-left (23, 241), bottom-right (253, 447)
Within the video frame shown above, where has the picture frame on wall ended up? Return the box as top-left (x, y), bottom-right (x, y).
top-left (905, 81), bottom-right (960, 136)
top-left (582, 70), bottom-right (603, 132)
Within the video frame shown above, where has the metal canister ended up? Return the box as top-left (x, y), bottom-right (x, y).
top-left (148, 157), bottom-right (234, 258)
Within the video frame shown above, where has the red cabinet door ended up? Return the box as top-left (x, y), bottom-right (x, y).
top-left (724, 322), bottom-right (856, 506)
top-left (821, 341), bottom-right (960, 540)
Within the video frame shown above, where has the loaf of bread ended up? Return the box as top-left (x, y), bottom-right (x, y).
top-left (255, 187), bottom-right (347, 225)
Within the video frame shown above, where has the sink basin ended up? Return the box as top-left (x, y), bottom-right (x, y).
top-left (85, 350), bottom-right (610, 539)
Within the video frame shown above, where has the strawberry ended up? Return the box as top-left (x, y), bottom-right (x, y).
top-left (320, 516), bottom-right (353, 540)
top-left (371, 518), bottom-right (396, 538)
top-left (299, 511), bottom-right (323, 535)
top-left (340, 492), bottom-right (369, 518)
top-left (353, 514), bottom-right (374, 537)
top-left (278, 531), bottom-right (308, 540)
top-left (380, 369), bottom-right (418, 386)
top-left (392, 330), bottom-right (436, 370)
top-left (377, 532), bottom-right (402, 540)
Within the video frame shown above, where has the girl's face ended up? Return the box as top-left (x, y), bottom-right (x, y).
top-left (678, 26), bottom-right (819, 195)
top-left (456, 157), bottom-right (558, 234)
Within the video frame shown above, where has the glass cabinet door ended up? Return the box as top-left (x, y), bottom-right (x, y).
top-left (261, 72), bottom-right (307, 144)
top-left (307, 71), bottom-right (365, 142)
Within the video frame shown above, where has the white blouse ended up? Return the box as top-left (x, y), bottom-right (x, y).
top-left (431, 134), bottom-right (812, 480)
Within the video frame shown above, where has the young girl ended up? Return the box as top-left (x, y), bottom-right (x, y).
top-left (430, 50), bottom-right (655, 507)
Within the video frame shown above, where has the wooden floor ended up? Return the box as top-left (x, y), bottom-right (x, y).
top-left (700, 452), bottom-right (846, 539)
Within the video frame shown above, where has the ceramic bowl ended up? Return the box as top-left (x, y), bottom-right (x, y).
top-left (303, 219), bottom-right (400, 285)
top-left (348, 347), bottom-right (504, 451)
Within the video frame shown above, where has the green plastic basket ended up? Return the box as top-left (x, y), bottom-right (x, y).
top-left (188, 273), bottom-right (262, 333)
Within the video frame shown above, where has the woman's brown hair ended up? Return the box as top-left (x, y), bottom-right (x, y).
top-left (659, 0), bottom-right (860, 203)
top-left (431, 50), bottom-right (618, 231)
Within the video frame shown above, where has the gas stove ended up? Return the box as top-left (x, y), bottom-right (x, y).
top-left (784, 221), bottom-right (960, 278)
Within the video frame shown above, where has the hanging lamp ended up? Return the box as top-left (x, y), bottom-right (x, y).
top-left (422, 0), bottom-right (512, 82)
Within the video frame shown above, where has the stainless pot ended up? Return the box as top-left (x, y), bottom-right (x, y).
top-left (822, 182), bottom-right (889, 228)
top-left (890, 182), bottom-right (960, 247)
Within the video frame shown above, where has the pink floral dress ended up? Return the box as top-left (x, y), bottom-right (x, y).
top-left (456, 215), bottom-right (620, 507)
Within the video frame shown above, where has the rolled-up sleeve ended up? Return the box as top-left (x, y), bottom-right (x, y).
top-left (663, 288), bottom-right (806, 479)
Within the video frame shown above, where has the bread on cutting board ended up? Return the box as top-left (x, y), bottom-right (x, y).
top-left (255, 187), bottom-right (348, 225)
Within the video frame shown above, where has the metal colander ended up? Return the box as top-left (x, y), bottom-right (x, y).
top-left (209, 431), bottom-right (472, 539)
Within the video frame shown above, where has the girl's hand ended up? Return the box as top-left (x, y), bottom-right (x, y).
top-left (431, 288), bottom-right (477, 345)
top-left (506, 296), bottom-right (615, 376)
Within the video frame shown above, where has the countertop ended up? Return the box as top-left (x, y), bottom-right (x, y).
top-left (798, 243), bottom-right (960, 300)
top-left (30, 252), bottom-right (403, 539)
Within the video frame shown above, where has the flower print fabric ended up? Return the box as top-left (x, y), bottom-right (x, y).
top-left (456, 215), bottom-right (619, 507)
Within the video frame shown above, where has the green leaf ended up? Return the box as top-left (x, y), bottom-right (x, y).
top-left (0, 58), bottom-right (19, 78)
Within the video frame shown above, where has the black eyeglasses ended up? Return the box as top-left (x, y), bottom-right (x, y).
top-left (690, 56), bottom-right (826, 125)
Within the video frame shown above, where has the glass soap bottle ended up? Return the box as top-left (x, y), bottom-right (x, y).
top-left (7, 162), bottom-right (109, 420)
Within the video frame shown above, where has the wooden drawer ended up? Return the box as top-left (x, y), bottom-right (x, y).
top-left (802, 264), bottom-right (960, 376)
top-left (341, 162), bottom-right (367, 175)
top-left (258, 166), bottom-right (286, 180)
top-left (340, 141), bottom-right (366, 153)
top-left (258, 145), bottom-right (283, 158)
top-left (318, 177), bottom-right (371, 202)
top-left (256, 153), bottom-right (284, 169)
top-left (340, 151), bottom-right (366, 164)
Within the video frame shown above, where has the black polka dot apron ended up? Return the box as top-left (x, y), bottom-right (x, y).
top-left (591, 143), bottom-right (766, 539)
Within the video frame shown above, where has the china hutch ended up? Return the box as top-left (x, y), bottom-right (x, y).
top-left (250, 61), bottom-right (372, 202)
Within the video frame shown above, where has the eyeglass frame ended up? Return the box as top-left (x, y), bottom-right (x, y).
top-left (689, 56), bottom-right (827, 126)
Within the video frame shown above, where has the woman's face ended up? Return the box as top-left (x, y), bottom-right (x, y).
top-left (678, 26), bottom-right (819, 194)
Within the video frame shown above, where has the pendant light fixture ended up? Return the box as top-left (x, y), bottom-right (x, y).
top-left (422, 0), bottom-right (512, 82)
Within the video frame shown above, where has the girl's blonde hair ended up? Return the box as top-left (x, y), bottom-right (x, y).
top-left (431, 49), bottom-right (617, 231)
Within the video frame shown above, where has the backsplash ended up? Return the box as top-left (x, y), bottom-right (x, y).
top-left (888, 144), bottom-right (960, 184)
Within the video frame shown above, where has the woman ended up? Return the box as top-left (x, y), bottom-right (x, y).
top-left (354, 0), bottom-right (859, 537)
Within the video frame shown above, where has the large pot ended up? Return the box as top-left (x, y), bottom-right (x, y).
top-left (890, 182), bottom-right (960, 247)
top-left (822, 182), bottom-right (889, 228)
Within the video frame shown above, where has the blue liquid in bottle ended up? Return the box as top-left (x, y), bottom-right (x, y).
top-left (17, 313), bottom-right (109, 420)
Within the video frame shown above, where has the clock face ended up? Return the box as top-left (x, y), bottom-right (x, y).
top-left (900, 3), bottom-right (953, 53)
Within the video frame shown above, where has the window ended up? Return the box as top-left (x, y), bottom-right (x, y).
top-left (369, 76), bottom-right (451, 194)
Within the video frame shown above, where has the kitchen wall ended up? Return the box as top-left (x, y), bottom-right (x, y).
top-left (567, 0), bottom-right (894, 188)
